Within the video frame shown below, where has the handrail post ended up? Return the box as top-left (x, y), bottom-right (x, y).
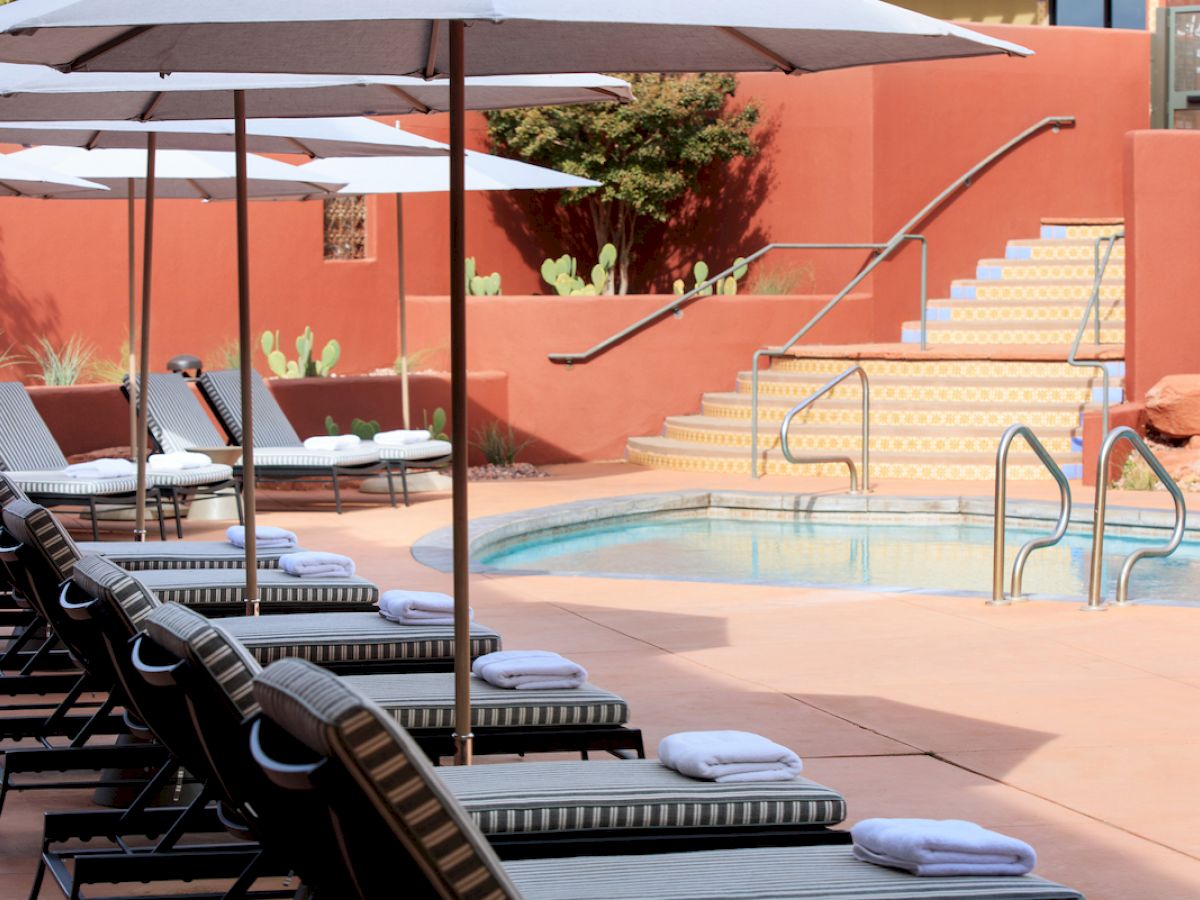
top-left (750, 350), bottom-right (767, 479)
top-left (1086, 426), bottom-right (1187, 610)
top-left (778, 364), bottom-right (869, 494)
top-left (991, 424), bottom-right (1073, 606)
top-left (859, 367), bottom-right (870, 493)
top-left (902, 234), bottom-right (929, 352)
top-left (1067, 231), bottom-right (1122, 449)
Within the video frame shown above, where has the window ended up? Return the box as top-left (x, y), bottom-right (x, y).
top-left (323, 195), bottom-right (367, 260)
top-left (1051, 0), bottom-right (1146, 29)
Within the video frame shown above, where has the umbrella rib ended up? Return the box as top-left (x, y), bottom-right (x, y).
top-left (718, 26), bottom-right (806, 74)
top-left (137, 91), bottom-right (164, 122)
top-left (0, 181), bottom-right (18, 196)
top-left (186, 179), bottom-right (213, 201)
top-left (383, 85), bottom-right (431, 114)
top-left (84, 130), bottom-right (102, 150)
top-left (65, 25), bottom-right (154, 72)
top-left (424, 21), bottom-right (442, 79)
top-left (283, 137), bottom-right (317, 158)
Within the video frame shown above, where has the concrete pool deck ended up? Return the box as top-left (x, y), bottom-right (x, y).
top-left (6, 463), bottom-right (1200, 898)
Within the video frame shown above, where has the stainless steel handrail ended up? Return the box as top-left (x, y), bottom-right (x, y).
top-left (777, 365), bottom-right (868, 492)
top-left (549, 116), bottom-right (1074, 368)
top-left (1084, 426), bottom-right (1187, 610)
top-left (749, 116), bottom-right (1075, 478)
top-left (1067, 231), bottom-right (1123, 438)
top-left (990, 424), bottom-right (1072, 606)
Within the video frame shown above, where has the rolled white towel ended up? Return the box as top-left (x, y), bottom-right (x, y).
top-left (303, 434), bottom-right (362, 451)
top-left (147, 451), bottom-right (213, 472)
top-left (279, 551), bottom-right (355, 578)
top-left (378, 590), bottom-right (468, 625)
top-left (226, 525), bottom-right (298, 550)
top-left (373, 429), bottom-right (432, 448)
top-left (851, 819), bottom-right (1036, 877)
top-left (64, 458), bottom-right (135, 479)
top-left (471, 650), bottom-right (587, 690)
top-left (657, 731), bottom-right (802, 783)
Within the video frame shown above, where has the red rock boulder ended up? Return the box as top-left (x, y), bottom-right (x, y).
top-left (1145, 374), bottom-right (1200, 438)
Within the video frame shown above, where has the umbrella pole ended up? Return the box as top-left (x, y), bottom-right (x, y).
top-left (234, 90), bottom-right (259, 615)
top-left (450, 20), bottom-right (472, 767)
top-left (133, 137), bottom-right (156, 542)
top-left (396, 194), bottom-right (410, 430)
top-left (127, 183), bottom-right (137, 457)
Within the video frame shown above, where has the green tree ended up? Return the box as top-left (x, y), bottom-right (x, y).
top-left (486, 73), bottom-right (759, 295)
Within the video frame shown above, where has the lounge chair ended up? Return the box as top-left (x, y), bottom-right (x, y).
top-left (144, 601), bottom-right (641, 762)
top-left (144, 369), bottom-right (396, 512)
top-left (7, 499), bottom-right (379, 616)
top-left (252, 658), bottom-right (1084, 900)
top-left (200, 368), bottom-right (450, 507)
top-left (0, 381), bottom-right (238, 540)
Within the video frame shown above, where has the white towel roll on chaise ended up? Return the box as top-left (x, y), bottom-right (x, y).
top-left (64, 458), bottom-right (135, 479)
top-left (373, 429), bottom-right (432, 447)
top-left (147, 451), bottom-right (213, 472)
top-left (379, 590), bottom-right (469, 626)
top-left (279, 551), bottom-right (356, 578)
top-left (850, 818), bottom-right (1036, 877)
top-left (226, 525), bottom-right (299, 550)
top-left (302, 434), bottom-right (362, 451)
top-left (472, 650), bottom-right (587, 690)
top-left (657, 730), bottom-right (803, 783)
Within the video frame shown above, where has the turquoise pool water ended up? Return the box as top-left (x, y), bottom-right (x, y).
top-left (476, 513), bottom-right (1200, 604)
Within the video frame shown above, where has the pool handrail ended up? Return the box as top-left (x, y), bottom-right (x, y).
top-left (991, 424), bottom-right (1073, 606)
top-left (1084, 426), bottom-right (1187, 610)
top-left (778, 364), bottom-right (868, 493)
top-left (1067, 230), bottom-right (1123, 439)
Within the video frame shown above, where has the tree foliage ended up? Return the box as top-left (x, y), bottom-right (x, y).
top-left (486, 73), bottom-right (759, 294)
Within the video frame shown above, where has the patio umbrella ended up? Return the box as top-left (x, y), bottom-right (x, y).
top-left (296, 149), bottom-right (600, 428)
top-left (0, 152), bottom-right (106, 195)
top-left (0, 0), bottom-right (1029, 766)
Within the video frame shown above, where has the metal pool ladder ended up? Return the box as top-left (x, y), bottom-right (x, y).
top-left (991, 424), bottom-right (1072, 605)
top-left (778, 364), bottom-right (868, 493)
top-left (1084, 426), bottom-right (1187, 610)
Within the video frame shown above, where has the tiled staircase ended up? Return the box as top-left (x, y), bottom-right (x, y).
top-left (627, 220), bottom-right (1125, 481)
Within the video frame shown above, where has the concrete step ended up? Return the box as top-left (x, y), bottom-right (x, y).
top-left (700, 393), bottom-right (1092, 429)
top-left (975, 258), bottom-right (1125, 281)
top-left (626, 436), bottom-right (1082, 480)
top-left (950, 279), bottom-right (1123, 301)
top-left (663, 415), bottom-right (1078, 454)
top-left (1040, 221), bottom-right (1124, 240)
top-left (925, 299), bottom-right (1124, 323)
top-left (735, 371), bottom-right (1122, 405)
top-left (1005, 237), bottom-right (1124, 261)
top-left (903, 320), bottom-right (1124, 346)
top-left (768, 354), bottom-right (1125, 380)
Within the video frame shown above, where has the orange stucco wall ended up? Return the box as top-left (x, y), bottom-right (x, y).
top-left (1123, 130), bottom-right (1200, 401)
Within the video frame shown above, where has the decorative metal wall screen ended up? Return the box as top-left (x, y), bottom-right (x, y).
top-left (323, 196), bottom-right (367, 260)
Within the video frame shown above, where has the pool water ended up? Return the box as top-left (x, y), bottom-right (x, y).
top-left (476, 513), bottom-right (1200, 605)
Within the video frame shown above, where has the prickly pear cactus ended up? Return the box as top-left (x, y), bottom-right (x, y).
top-left (324, 415), bottom-right (340, 436)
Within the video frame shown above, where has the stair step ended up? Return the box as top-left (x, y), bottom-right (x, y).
top-left (950, 280), bottom-right (1123, 301)
top-left (1005, 237), bottom-right (1124, 261)
top-left (975, 259), bottom-right (1125, 281)
top-left (627, 436), bottom-right (1081, 480)
top-left (924, 301), bottom-right (1124, 323)
top-left (768, 355), bottom-right (1125, 379)
top-left (904, 323), bottom-right (1125, 346)
top-left (1040, 222), bottom-right (1124, 240)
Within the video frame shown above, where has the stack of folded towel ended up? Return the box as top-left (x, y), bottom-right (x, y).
top-left (64, 458), bottom-right (135, 479)
top-left (658, 731), bottom-right (803, 783)
top-left (851, 819), bottom-right (1036, 877)
top-left (302, 434), bottom-right (362, 451)
top-left (378, 590), bottom-right (467, 626)
top-left (472, 650), bottom-right (587, 690)
top-left (226, 525), bottom-right (298, 550)
top-left (279, 551), bottom-right (356, 578)
top-left (147, 451), bottom-right (213, 472)
top-left (373, 429), bottom-right (432, 448)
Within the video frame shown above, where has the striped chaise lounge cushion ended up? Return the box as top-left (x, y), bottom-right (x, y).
top-left (252, 661), bottom-right (1082, 900)
top-left (3, 499), bottom-right (83, 582)
top-left (437, 759), bottom-right (845, 835)
top-left (146, 463), bottom-right (235, 488)
top-left (80, 540), bottom-right (300, 571)
top-left (199, 370), bottom-right (380, 467)
top-left (142, 372), bottom-right (229, 454)
top-left (75, 556), bottom-right (499, 668)
top-left (377, 440), bottom-right (452, 463)
top-left (135, 567), bottom-right (379, 614)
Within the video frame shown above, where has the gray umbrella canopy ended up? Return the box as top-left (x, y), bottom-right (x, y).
top-left (0, 0), bottom-right (1031, 767)
top-left (0, 153), bottom-right (106, 195)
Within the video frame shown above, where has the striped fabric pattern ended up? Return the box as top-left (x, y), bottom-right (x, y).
top-left (200, 369), bottom-right (303, 447)
top-left (341, 673), bottom-right (628, 730)
top-left (436, 760), bottom-right (846, 835)
top-left (72, 554), bottom-right (159, 632)
top-left (253, 658), bottom-right (520, 899)
top-left (377, 441), bottom-right (453, 462)
top-left (2, 500), bottom-right (82, 581)
top-left (0, 473), bottom-right (28, 507)
top-left (250, 445), bottom-right (382, 467)
top-left (0, 382), bottom-right (69, 471)
top-left (146, 603), bottom-right (262, 718)
top-left (224, 614), bottom-right (501, 666)
top-left (504, 845), bottom-right (1083, 899)
top-left (145, 463), bottom-right (235, 487)
top-left (142, 372), bottom-right (228, 453)
top-left (138, 568), bottom-right (379, 611)
top-left (82, 540), bottom-right (294, 571)
top-left (4, 471), bottom-right (138, 496)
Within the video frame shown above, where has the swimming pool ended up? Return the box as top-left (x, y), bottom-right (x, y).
top-left (415, 492), bottom-right (1200, 606)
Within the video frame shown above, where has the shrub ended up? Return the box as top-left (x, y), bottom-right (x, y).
top-left (26, 335), bottom-right (93, 386)
top-left (471, 421), bottom-right (533, 467)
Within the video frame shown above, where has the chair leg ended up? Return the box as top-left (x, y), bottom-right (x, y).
top-left (398, 464), bottom-right (410, 507)
top-left (88, 497), bottom-right (98, 541)
top-left (173, 489), bottom-right (186, 539)
top-left (153, 490), bottom-right (168, 541)
top-left (331, 473), bottom-right (343, 515)
top-left (234, 480), bottom-right (245, 525)
top-left (385, 465), bottom-right (399, 509)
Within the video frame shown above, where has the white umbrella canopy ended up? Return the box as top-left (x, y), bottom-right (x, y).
top-left (0, 65), bottom-right (634, 118)
top-left (0, 0), bottom-right (1032, 767)
top-left (0, 152), bottom-right (106, 195)
top-left (0, 116), bottom-right (450, 157)
top-left (0, 1), bottom-right (1031, 74)
top-left (9, 145), bottom-right (343, 199)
